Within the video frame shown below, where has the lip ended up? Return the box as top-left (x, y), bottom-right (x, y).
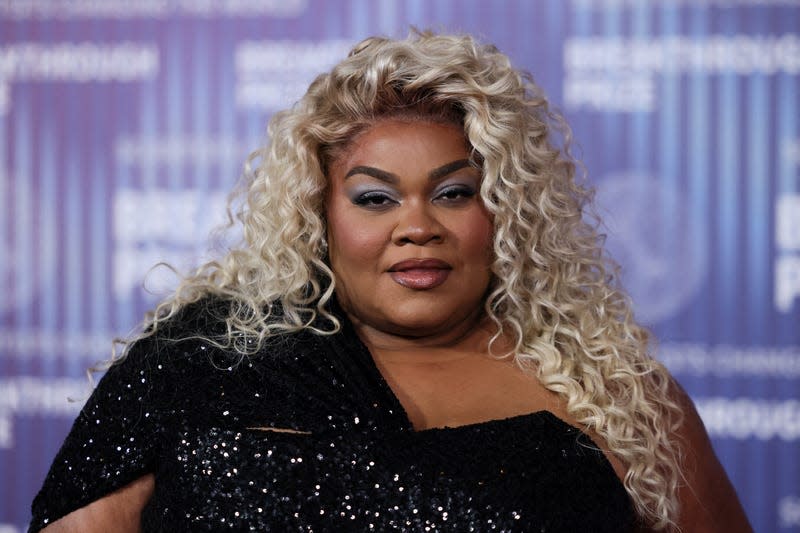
top-left (388, 259), bottom-right (452, 290)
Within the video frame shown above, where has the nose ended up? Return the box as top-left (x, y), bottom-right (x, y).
top-left (392, 201), bottom-right (444, 246)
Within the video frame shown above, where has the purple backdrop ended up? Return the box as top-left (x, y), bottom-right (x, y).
top-left (1, 1), bottom-right (799, 531)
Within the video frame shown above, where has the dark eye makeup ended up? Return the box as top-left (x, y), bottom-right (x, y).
top-left (352, 190), bottom-right (397, 208)
top-left (350, 182), bottom-right (478, 210)
top-left (434, 184), bottom-right (476, 202)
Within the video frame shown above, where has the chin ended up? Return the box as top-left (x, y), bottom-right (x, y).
top-left (380, 303), bottom-right (477, 337)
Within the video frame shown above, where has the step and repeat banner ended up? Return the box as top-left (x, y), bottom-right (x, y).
top-left (1, 0), bottom-right (799, 531)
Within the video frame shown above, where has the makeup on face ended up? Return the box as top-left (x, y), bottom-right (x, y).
top-left (344, 159), bottom-right (480, 211)
top-left (325, 119), bottom-right (493, 339)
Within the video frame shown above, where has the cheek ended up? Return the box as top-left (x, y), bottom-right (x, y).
top-left (326, 206), bottom-right (384, 269)
top-left (462, 210), bottom-right (495, 260)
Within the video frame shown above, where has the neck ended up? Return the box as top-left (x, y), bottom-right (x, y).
top-left (348, 311), bottom-right (511, 365)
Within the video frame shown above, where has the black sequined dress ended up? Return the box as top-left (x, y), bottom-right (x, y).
top-left (30, 301), bottom-right (635, 532)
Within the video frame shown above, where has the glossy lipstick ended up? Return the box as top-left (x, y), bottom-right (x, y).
top-left (388, 259), bottom-right (451, 290)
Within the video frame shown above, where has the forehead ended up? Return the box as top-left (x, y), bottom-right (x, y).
top-left (329, 119), bottom-right (470, 173)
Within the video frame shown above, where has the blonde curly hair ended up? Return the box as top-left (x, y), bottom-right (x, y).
top-left (139, 31), bottom-right (684, 530)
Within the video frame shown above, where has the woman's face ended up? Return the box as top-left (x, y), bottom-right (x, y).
top-left (325, 119), bottom-right (494, 338)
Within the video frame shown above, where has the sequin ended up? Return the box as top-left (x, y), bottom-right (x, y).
top-left (29, 299), bottom-right (634, 532)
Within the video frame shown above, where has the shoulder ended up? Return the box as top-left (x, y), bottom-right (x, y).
top-left (30, 298), bottom-right (333, 532)
top-left (140, 296), bottom-right (240, 343)
top-left (111, 296), bottom-right (343, 401)
top-left (667, 381), bottom-right (753, 532)
top-left (139, 295), bottom-right (334, 346)
top-left (121, 296), bottom-right (303, 368)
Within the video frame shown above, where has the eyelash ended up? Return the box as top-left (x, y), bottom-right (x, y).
top-left (353, 191), bottom-right (397, 208)
top-left (435, 185), bottom-right (476, 203)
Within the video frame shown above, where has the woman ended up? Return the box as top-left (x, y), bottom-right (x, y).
top-left (30, 32), bottom-right (751, 532)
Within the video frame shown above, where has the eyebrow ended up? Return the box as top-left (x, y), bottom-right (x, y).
top-left (344, 159), bottom-right (473, 184)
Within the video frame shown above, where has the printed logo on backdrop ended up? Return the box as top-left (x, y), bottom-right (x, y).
top-left (659, 343), bottom-right (800, 379)
top-left (113, 133), bottom-right (250, 299)
top-left (594, 173), bottom-right (708, 325)
top-left (0, 174), bottom-right (56, 315)
top-left (0, 83), bottom-right (8, 116)
top-left (235, 40), bottom-right (353, 112)
top-left (563, 33), bottom-right (800, 112)
top-left (696, 398), bottom-right (800, 441)
top-left (571, 0), bottom-right (800, 7)
top-left (0, 377), bottom-right (86, 449)
top-left (0, 0), bottom-right (308, 19)
top-left (781, 495), bottom-right (800, 529)
top-left (776, 138), bottom-right (800, 312)
top-left (0, 41), bottom-right (158, 116)
top-left (113, 187), bottom-right (231, 299)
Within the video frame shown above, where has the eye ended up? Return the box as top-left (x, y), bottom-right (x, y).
top-left (435, 185), bottom-right (476, 204)
top-left (353, 191), bottom-right (397, 209)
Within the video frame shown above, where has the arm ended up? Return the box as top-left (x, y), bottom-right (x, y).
top-left (671, 382), bottom-right (753, 533)
top-left (30, 334), bottom-right (169, 532)
top-left (39, 474), bottom-right (154, 533)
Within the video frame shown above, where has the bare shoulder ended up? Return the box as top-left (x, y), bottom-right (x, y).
top-left (668, 381), bottom-right (753, 533)
top-left (39, 474), bottom-right (154, 533)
